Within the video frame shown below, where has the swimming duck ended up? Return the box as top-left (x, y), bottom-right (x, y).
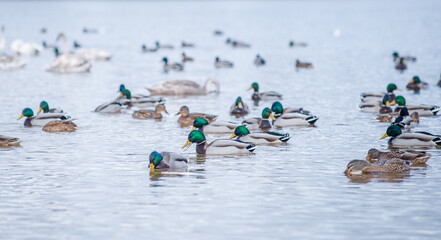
top-left (147, 78), bottom-right (220, 96)
top-left (366, 148), bottom-right (430, 165)
top-left (182, 130), bottom-right (256, 155)
top-left (392, 107), bottom-right (419, 130)
top-left (0, 135), bottom-right (21, 148)
top-left (229, 126), bottom-right (291, 145)
top-left (94, 100), bottom-right (123, 113)
top-left (47, 34), bottom-right (91, 73)
top-left (392, 52), bottom-right (416, 62)
top-left (295, 59), bottom-right (312, 69)
top-left (141, 44), bottom-right (158, 52)
top-left (181, 41), bottom-right (195, 48)
top-left (18, 108), bottom-right (71, 127)
top-left (176, 106), bottom-right (217, 126)
top-left (149, 151), bottom-right (188, 172)
top-left (271, 101), bottom-right (312, 117)
top-left (226, 39), bottom-right (250, 48)
top-left (254, 54), bottom-right (265, 66)
top-left (42, 41), bottom-right (56, 49)
top-left (380, 125), bottom-right (441, 148)
top-left (156, 41), bottom-right (174, 49)
top-left (215, 56), bottom-right (233, 68)
top-left (406, 76), bottom-right (428, 91)
top-left (242, 107), bottom-right (275, 131)
top-left (271, 101), bottom-right (318, 126)
top-left (395, 57), bottom-right (407, 70)
top-left (248, 82), bottom-right (283, 101)
top-left (42, 120), bottom-right (77, 133)
top-left (82, 27), bottom-right (107, 34)
top-left (360, 94), bottom-right (394, 114)
top-left (376, 98), bottom-right (406, 122)
top-left (392, 96), bottom-right (440, 116)
top-left (230, 96), bottom-right (249, 116)
top-left (182, 52), bottom-right (193, 62)
top-left (192, 118), bottom-right (240, 134)
top-left (361, 83), bottom-right (401, 103)
top-left (214, 30), bottom-right (223, 36)
top-left (162, 57), bottom-right (183, 71)
top-left (73, 41), bottom-right (81, 48)
top-left (289, 40), bottom-right (307, 47)
top-left (345, 159), bottom-right (410, 174)
top-left (119, 88), bottom-right (164, 108)
top-left (37, 101), bottom-right (63, 114)
top-left (132, 104), bottom-right (168, 119)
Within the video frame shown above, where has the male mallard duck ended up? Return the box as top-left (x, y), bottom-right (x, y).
top-left (360, 83), bottom-right (401, 103)
top-left (271, 101), bottom-right (318, 126)
top-left (230, 96), bottom-right (249, 116)
top-left (392, 51), bottom-right (416, 62)
top-left (229, 126), bottom-right (291, 145)
top-left (176, 106), bottom-right (217, 126)
top-left (406, 76), bottom-right (428, 91)
top-left (248, 82), bottom-right (283, 101)
top-left (376, 99), bottom-right (407, 122)
top-left (392, 95), bottom-right (440, 116)
top-left (132, 104), bottom-right (168, 119)
top-left (242, 107), bottom-right (275, 131)
top-left (380, 125), bottom-right (441, 148)
top-left (392, 107), bottom-right (419, 130)
top-left (149, 151), bottom-right (188, 172)
top-left (366, 148), bottom-right (430, 165)
top-left (395, 57), bottom-right (407, 70)
top-left (181, 41), bottom-right (195, 48)
top-left (345, 159), bottom-right (410, 174)
top-left (94, 100), bottom-right (123, 113)
top-left (147, 78), bottom-right (220, 96)
top-left (215, 56), bottom-right (233, 68)
top-left (192, 118), bottom-right (240, 134)
top-left (231, 41), bottom-right (250, 48)
top-left (37, 101), bottom-right (63, 114)
top-left (42, 120), bottom-right (77, 133)
top-left (254, 54), bottom-right (265, 66)
top-left (119, 88), bottom-right (164, 108)
top-left (360, 94), bottom-right (394, 114)
top-left (182, 130), bottom-right (256, 155)
top-left (0, 135), bottom-right (21, 148)
top-left (141, 44), bottom-right (158, 53)
top-left (162, 57), bottom-right (183, 71)
top-left (156, 41), bottom-right (174, 49)
top-left (18, 108), bottom-right (71, 127)
top-left (295, 59), bottom-right (312, 69)
top-left (182, 52), bottom-right (193, 62)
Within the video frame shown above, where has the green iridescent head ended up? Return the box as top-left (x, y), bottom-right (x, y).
top-left (119, 84), bottom-right (126, 92)
top-left (149, 151), bottom-right (163, 168)
top-left (188, 130), bottom-right (206, 143)
top-left (18, 108), bottom-right (34, 120)
top-left (193, 118), bottom-right (209, 129)
top-left (261, 107), bottom-right (275, 120)
top-left (386, 83), bottom-right (400, 93)
top-left (271, 101), bottom-right (284, 115)
top-left (39, 101), bottom-right (49, 113)
top-left (235, 96), bottom-right (244, 108)
top-left (395, 96), bottom-right (406, 106)
top-left (120, 89), bottom-right (131, 100)
top-left (411, 76), bottom-right (421, 84)
top-left (233, 126), bottom-right (250, 137)
top-left (162, 57), bottom-right (168, 63)
top-left (392, 52), bottom-right (399, 58)
top-left (249, 82), bottom-right (259, 92)
top-left (381, 124), bottom-right (402, 139)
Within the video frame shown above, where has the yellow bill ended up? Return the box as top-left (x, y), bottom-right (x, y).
top-left (380, 133), bottom-right (388, 139)
top-left (396, 88), bottom-right (402, 91)
top-left (229, 133), bottom-right (237, 139)
top-left (191, 126), bottom-right (195, 131)
top-left (269, 113), bottom-right (275, 120)
top-left (149, 163), bottom-right (155, 172)
top-left (238, 102), bottom-right (243, 109)
top-left (247, 86), bottom-right (253, 91)
top-left (182, 140), bottom-right (192, 149)
top-left (37, 108), bottom-right (43, 114)
top-left (18, 114), bottom-right (24, 120)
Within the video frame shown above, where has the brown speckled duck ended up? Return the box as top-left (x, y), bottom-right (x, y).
top-left (345, 159), bottom-right (410, 174)
top-left (176, 106), bottom-right (217, 126)
top-left (42, 120), bottom-right (77, 133)
top-left (366, 148), bottom-right (430, 165)
top-left (132, 104), bottom-right (168, 120)
top-left (0, 135), bottom-right (22, 148)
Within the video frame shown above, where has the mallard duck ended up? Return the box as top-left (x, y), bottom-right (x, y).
top-left (226, 39), bottom-right (250, 48)
top-left (18, 108), bottom-right (71, 127)
top-left (254, 54), bottom-right (265, 66)
top-left (94, 100), bottom-right (123, 113)
top-left (242, 107), bottom-right (275, 131)
top-left (82, 27), bottom-right (107, 34)
top-left (149, 151), bottom-right (188, 172)
top-left (156, 41), bottom-right (174, 49)
top-left (392, 52), bottom-right (416, 62)
top-left (271, 101), bottom-right (317, 126)
top-left (147, 78), bottom-right (220, 96)
top-left (345, 159), bottom-right (410, 174)
top-left (176, 106), bottom-right (217, 126)
top-left (214, 30), bottom-right (223, 36)
top-left (0, 135), bottom-right (21, 148)
top-left (42, 41), bottom-right (56, 49)
top-left (380, 125), bottom-right (441, 148)
top-left (182, 52), bottom-right (193, 62)
top-left (360, 94), bottom-right (394, 114)
top-left (392, 107), bottom-right (419, 130)
top-left (361, 83), bottom-right (401, 103)
top-left (395, 57), bottom-right (407, 70)
top-left (42, 120), bottom-right (77, 133)
top-left (162, 57), bottom-right (183, 71)
top-left (182, 130), bottom-right (256, 155)
top-left (37, 101), bottom-right (63, 114)
top-left (406, 76), bottom-right (428, 91)
top-left (11, 39), bottom-right (43, 56)
top-left (248, 82), bottom-right (283, 101)
top-left (141, 44), bottom-right (158, 53)
top-left (215, 56), bottom-right (233, 68)
top-left (73, 41), bottom-right (81, 48)
top-left (289, 40), bottom-right (307, 47)
top-left (47, 34), bottom-right (91, 73)
top-left (392, 96), bottom-right (440, 116)
top-left (181, 41), bottom-right (194, 48)
top-left (229, 126), bottom-right (291, 145)
top-left (230, 96), bottom-right (249, 116)
top-left (119, 88), bottom-right (164, 108)
top-left (132, 104), bottom-right (168, 119)
top-left (295, 59), bottom-right (312, 69)
top-left (192, 118), bottom-right (240, 134)
top-left (366, 148), bottom-right (430, 165)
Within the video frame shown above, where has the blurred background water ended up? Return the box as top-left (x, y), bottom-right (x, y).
top-left (1, 0), bottom-right (441, 239)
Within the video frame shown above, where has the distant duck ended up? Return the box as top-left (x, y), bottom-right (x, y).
top-left (162, 57), bottom-right (183, 71)
top-left (360, 83), bottom-right (401, 103)
top-left (83, 27), bottom-right (107, 34)
top-left (73, 41), bottom-right (82, 48)
top-left (392, 107), bottom-right (419, 130)
top-left (366, 148), bottom-right (430, 165)
top-left (360, 94), bottom-right (394, 114)
top-left (141, 44), bottom-right (158, 52)
top-left (254, 54), bottom-right (265, 66)
top-left (147, 78), bottom-right (220, 96)
top-left (345, 159), bottom-right (410, 175)
top-left (230, 96), bottom-right (249, 116)
top-left (295, 59), bottom-right (313, 69)
top-left (248, 82), bottom-right (282, 101)
top-left (181, 41), bottom-right (195, 48)
top-left (0, 135), bottom-right (21, 148)
top-left (406, 76), bottom-right (428, 91)
top-left (271, 101), bottom-right (318, 126)
top-left (231, 40), bottom-right (250, 48)
top-left (242, 107), bottom-right (275, 131)
top-left (182, 130), bottom-right (256, 155)
top-left (37, 101), bottom-right (63, 114)
top-left (395, 57), bottom-right (407, 70)
top-left (392, 51), bottom-right (416, 62)
top-left (156, 41), bottom-right (174, 49)
top-left (40, 28), bottom-right (47, 34)
top-left (192, 118), bottom-right (240, 134)
top-left (271, 101), bottom-right (312, 116)
top-left (214, 30), bottom-right (223, 36)
top-left (289, 40), bottom-right (308, 47)
top-left (215, 56), bottom-right (233, 68)
top-left (42, 41), bottom-right (56, 49)
top-left (176, 106), bottom-right (217, 126)
top-left (229, 125), bottom-right (291, 145)
top-left (182, 52), bottom-right (194, 62)
top-left (18, 108), bottom-right (74, 130)
top-left (11, 39), bottom-right (43, 56)
top-left (132, 104), bottom-right (168, 120)
top-left (0, 26), bottom-right (26, 70)
top-left (380, 125), bottom-right (441, 148)
top-left (149, 151), bottom-right (188, 172)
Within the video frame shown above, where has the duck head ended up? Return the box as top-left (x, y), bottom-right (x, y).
top-left (235, 96), bottom-right (245, 109)
top-left (229, 126), bottom-right (250, 139)
top-left (18, 108), bottom-right (34, 120)
top-left (262, 107), bottom-right (275, 120)
top-left (182, 130), bottom-right (206, 150)
top-left (38, 101), bottom-right (50, 114)
top-left (382, 94), bottom-right (394, 107)
top-left (248, 82), bottom-right (259, 93)
top-left (192, 118), bottom-right (209, 131)
top-left (386, 83), bottom-right (401, 93)
top-left (176, 106), bottom-right (190, 117)
top-left (119, 84), bottom-right (126, 92)
top-left (271, 101), bottom-right (284, 116)
top-left (392, 51), bottom-right (399, 59)
top-left (120, 89), bottom-right (131, 100)
top-left (380, 125), bottom-right (402, 139)
top-left (162, 57), bottom-right (168, 64)
top-left (409, 76), bottom-right (421, 84)
top-left (399, 107), bottom-right (409, 117)
top-left (345, 160), bottom-right (371, 175)
top-left (149, 151), bottom-right (168, 172)
top-left (366, 149), bottom-right (381, 161)
top-left (395, 96), bottom-right (406, 106)
top-left (155, 104), bottom-right (169, 114)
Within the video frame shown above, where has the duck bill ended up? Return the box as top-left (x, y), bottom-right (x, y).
top-left (385, 101), bottom-right (391, 107)
top-left (119, 93), bottom-right (123, 97)
top-left (17, 114), bottom-right (24, 120)
top-left (163, 109), bottom-right (169, 115)
top-left (175, 112), bottom-right (181, 116)
top-left (380, 133), bottom-right (388, 139)
top-left (408, 80), bottom-right (414, 84)
top-left (396, 88), bottom-right (402, 91)
top-left (37, 108), bottom-right (43, 114)
top-left (182, 140), bottom-right (192, 150)
top-left (345, 168), bottom-right (351, 175)
top-left (238, 102), bottom-right (243, 109)
top-left (247, 86), bottom-right (253, 91)
top-left (269, 113), bottom-right (276, 120)
top-left (390, 100), bottom-right (396, 105)
top-left (229, 133), bottom-right (237, 139)
top-left (149, 163), bottom-right (155, 173)
top-left (366, 156), bottom-right (372, 161)
top-left (190, 126), bottom-right (195, 131)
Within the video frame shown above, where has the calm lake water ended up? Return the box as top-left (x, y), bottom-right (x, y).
top-left (1, 0), bottom-right (441, 239)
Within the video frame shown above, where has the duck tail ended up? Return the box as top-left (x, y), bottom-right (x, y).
top-left (306, 115), bottom-right (319, 124)
top-left (279, 134), bottom-right (291, 142)
top-left (433, 137), bottom-right (441, 146)
top-left (246, 144), bottom-right (257, 153)
top-left (430, 106), bottom-right (440, 115)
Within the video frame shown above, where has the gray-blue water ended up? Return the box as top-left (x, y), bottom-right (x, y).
top-left (1, 0), bottom-right (441, 239)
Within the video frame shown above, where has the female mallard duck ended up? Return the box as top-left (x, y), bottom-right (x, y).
top-left (376, 101), bottom-right (406, 122)
top-left (395, 58), bottom-right (407, 70)
top-left (181, 41), bottom-right (195, 48)
top-left (392, 107), bottom-right (419, 130)
top-left (242, 107), bottom-right (275, 131)
top-left (345, 159), bottom-right (410, 174)
top-left (248, 82), bottom-right (283, 101)
top-left (392, 95), bottom-right (440, 116)
top-left (380, 125), bottom-right (441, 148)
top-left (156, 41), bottom-right (174, 49)
top-left (182, 52), bottom-right (193, 62)
top-left (176, 106), bottom-right (217, 126)
top-left (37, 101), bottom-right (63, 114)
top-left (162, 57), bottom-right (183, 72)
top-left (231, 41), bottom-right (250, 48)
top-left (289, 40), bottom-right (307, 47)
top-left (192, 118), bottom-right (240, 134)
top-left (182, 130), bottom-right (256, 155)
top-left (42, 120), bottom-right (77, 133)
top-left (271, 102), bottom-right (318, 126)
top-left (254, 54), bottom-right (265, 66)
top-left (229, 126), bottom-right (291, 145)
top-left (215, 56), bottom-right (233, 68)
top-left (0, 135), bottom-right (21, 148)
top-left (406, 76), bottom-right (428, 91)
top-left (18, 108), bottom-right (71, 127)
top-left (295, 59), bottom-right (312, 69)
top-left (392, 52), bottom-right (416, 62)
top-left (230, 96), bottom-right (249, 116)
top-left (149, 151), bottom-right (188, 172)
top-left (132, 104), bottom-right (168, 119)
top-left (147, 78), bottom-right (220, 96)
top-left (366, 148), bottom-right (430, 165)
top-left (361, 83), bottom-right (401, 103)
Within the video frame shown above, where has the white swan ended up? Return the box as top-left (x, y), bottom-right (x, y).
top-left (0, 26), bottom-right (26, 70)
top-left (11, 39), bottom-right (43, 56)
top-left (76, 48), bottom-right (111, 61)
top-left (147, 78), bottom-right (220, 96)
